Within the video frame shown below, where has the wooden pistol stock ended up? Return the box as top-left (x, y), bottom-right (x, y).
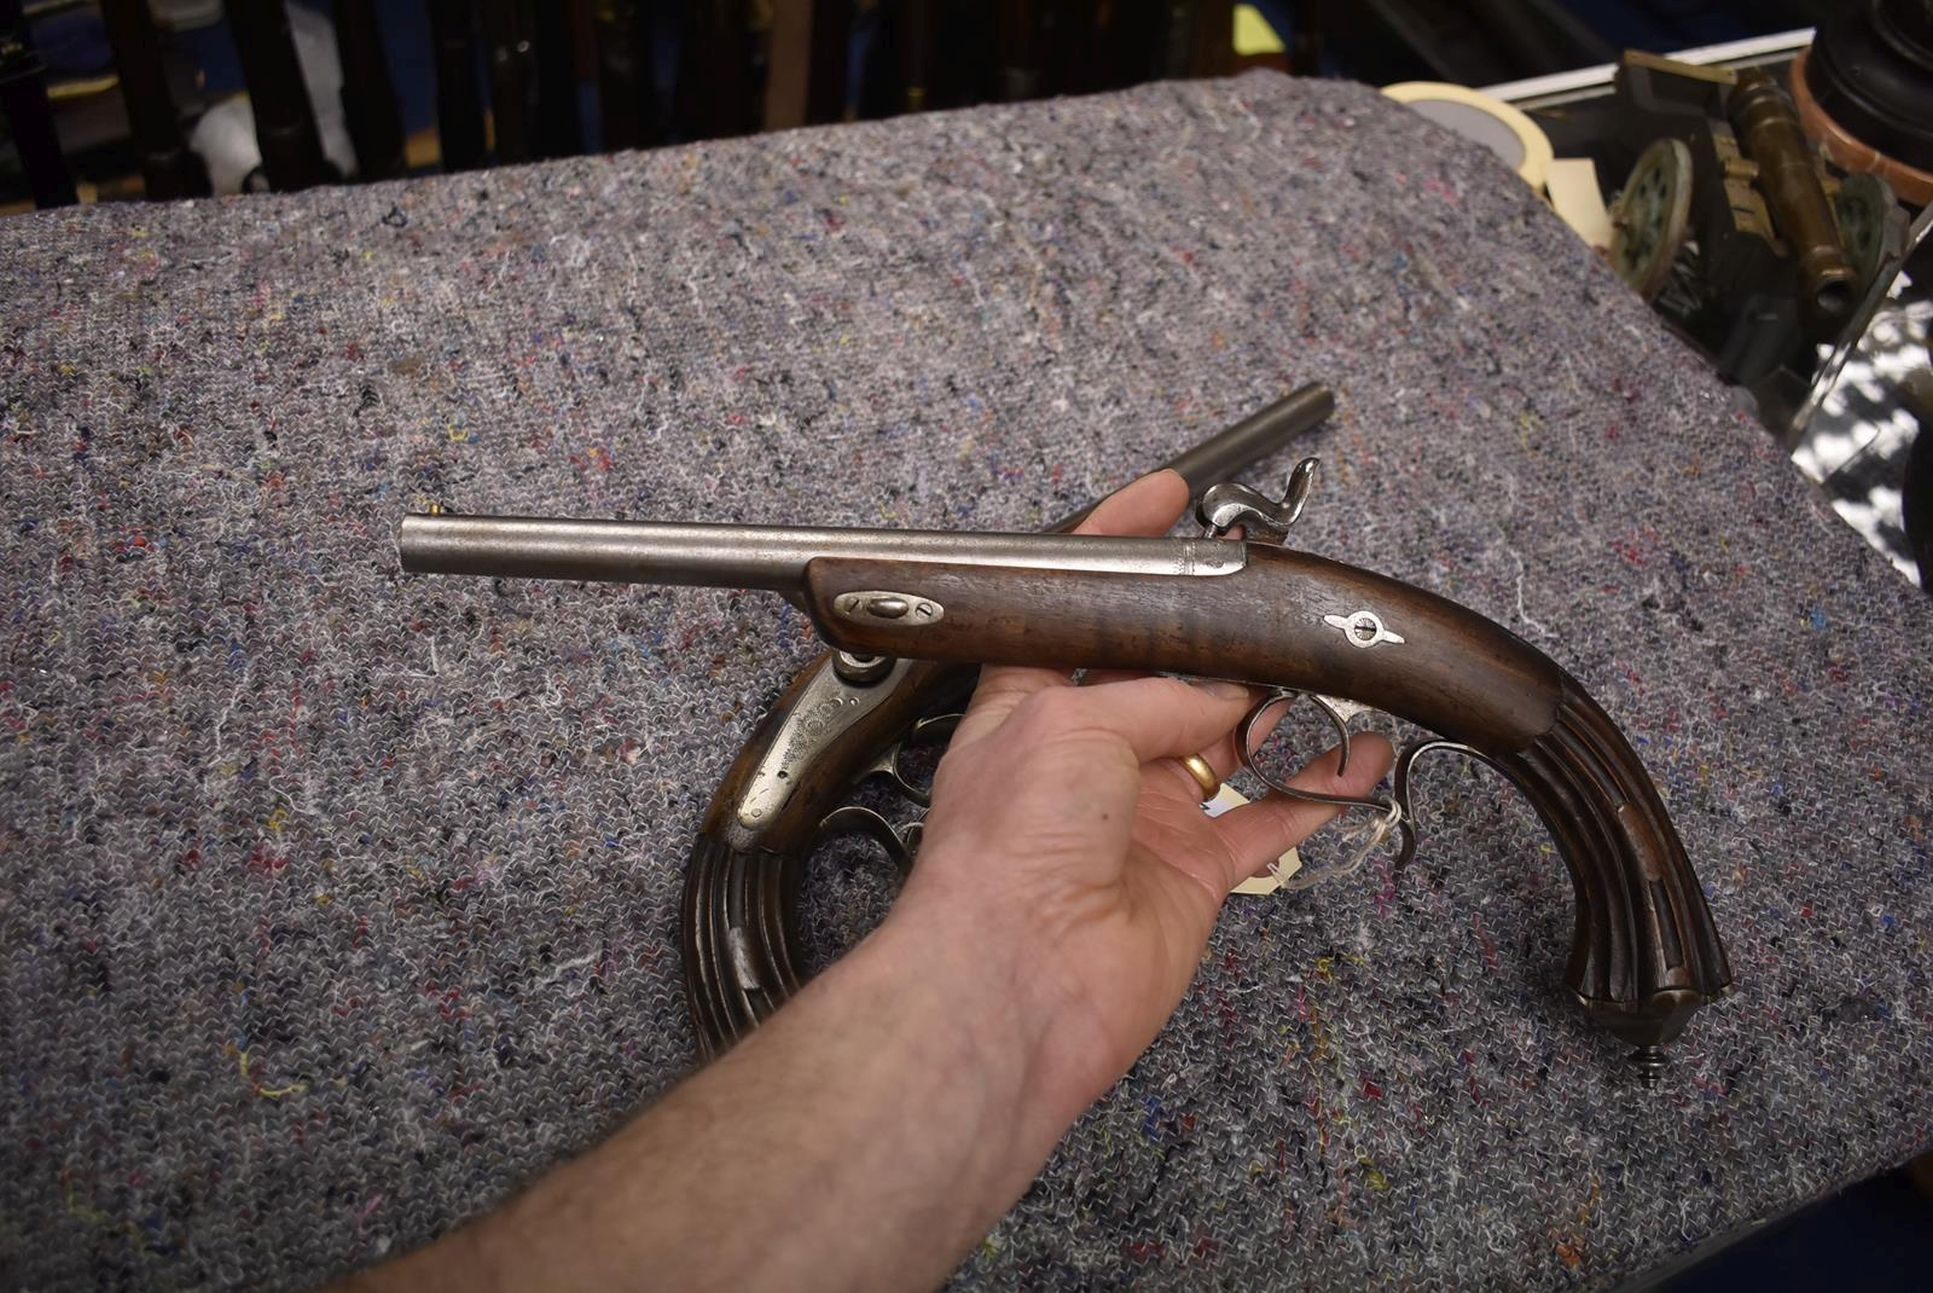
top-left (397, 393), bottom-right (1731, 1082)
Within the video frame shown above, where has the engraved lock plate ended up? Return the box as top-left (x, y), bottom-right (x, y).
top-left (735, 656), bottom-right (915, 836)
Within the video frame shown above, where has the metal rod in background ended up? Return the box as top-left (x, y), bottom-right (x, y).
top-left (1050, 383), bottom-right (1336, 530)
top-left (334, 0), bottom-right (406, 180)
top-left (226, 0), bottom-right (335, 190)
top-left (0, 0), bottom-right (77, 207)
top-left (429, 0), bottom-right (488, 171)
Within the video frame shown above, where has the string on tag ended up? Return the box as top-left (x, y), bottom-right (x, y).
top-left (1279, 798), bottom-right (1403, 892)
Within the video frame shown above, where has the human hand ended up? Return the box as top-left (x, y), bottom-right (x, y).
top-left (351, 472), bottom-right (1396, 1293)
top-left (893, 469), bottom-right (1394, 1134)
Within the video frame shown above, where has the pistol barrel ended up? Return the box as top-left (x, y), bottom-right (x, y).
top-left (399, 385), bottom-right (1333, 590)
top-left (397, 516), bottom-right (1240, 589)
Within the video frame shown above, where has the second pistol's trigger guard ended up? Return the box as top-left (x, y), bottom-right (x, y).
top-left (1233, 691), bottom-right (1517, 885)
top-left (1387, 738), bottom-right (1503, 872)
top-left (858, 712), bottom-right (961, 808)
top-left (816, 805), bottom-right (924, 878)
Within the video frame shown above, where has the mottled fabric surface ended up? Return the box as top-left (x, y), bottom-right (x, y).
top-left (1, 72), bottom-right (1927, 1290)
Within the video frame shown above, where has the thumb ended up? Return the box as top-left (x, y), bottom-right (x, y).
top-left (952, 470), bottom-right (1192, 748)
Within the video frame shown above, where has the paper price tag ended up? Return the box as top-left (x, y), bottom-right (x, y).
top-left (1203, 784), bottom-right (1301, 895)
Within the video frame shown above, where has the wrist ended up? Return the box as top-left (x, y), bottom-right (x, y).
top-left (873, 878), bottom-right (1106, 1150)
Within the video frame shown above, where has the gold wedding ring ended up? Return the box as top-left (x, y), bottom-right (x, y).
top-left (1180, 754), bottom-right (1221, 802)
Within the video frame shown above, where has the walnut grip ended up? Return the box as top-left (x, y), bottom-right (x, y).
top-left (803, 546), bottom-right (1732, 1061)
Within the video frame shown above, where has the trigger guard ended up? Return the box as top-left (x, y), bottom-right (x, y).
top-left (1388, 738), bottom-right (1505, 870)
top-left (1237, 688), bottom-right (1385, 803)
top-left (885, 712), bottom-right (961, 808)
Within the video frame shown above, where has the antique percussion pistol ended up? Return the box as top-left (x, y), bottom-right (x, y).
top-left (398, 393), bottom-right (1731, 1081)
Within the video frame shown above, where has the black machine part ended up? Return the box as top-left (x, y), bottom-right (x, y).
top-left (1905, 367), bottom-right (1933, 591)
top-left (1806, 0), bottom-right (1933, 174)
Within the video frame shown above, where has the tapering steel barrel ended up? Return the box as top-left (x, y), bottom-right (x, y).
top-left (397, 517), bottom-right (1238, 589)
top-left (399, 383), bottom-right (1336, 587)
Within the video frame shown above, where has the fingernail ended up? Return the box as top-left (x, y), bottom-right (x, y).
top-left (1197, 679), bottom-right (1250, 702)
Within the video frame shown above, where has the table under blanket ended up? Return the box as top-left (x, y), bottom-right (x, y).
top-left (2, 70), bottom-right (1927, 1289)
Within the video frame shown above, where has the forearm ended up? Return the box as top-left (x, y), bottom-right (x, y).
top-left (351, 899), bottom-right (1067, 1292)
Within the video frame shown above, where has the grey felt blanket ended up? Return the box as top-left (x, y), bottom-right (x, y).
top-left (1, 72), bottom-right (1927, 1289)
